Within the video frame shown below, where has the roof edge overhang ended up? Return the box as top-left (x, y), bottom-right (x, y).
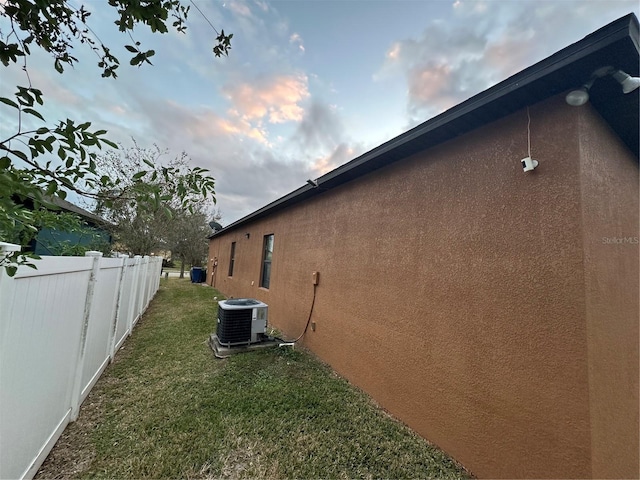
top-left (211, 13), bottom-right (639, 238)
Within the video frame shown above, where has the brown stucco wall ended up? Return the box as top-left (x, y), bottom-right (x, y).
top-left (208, 95), bottom-right (639, 478)
top-left (577, 106), bottom-right (639, 479)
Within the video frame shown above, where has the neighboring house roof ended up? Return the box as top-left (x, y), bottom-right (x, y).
top-left (211, 13), bottom-right (639, 239)
top-left (44, 195), bottom-right (112, 228)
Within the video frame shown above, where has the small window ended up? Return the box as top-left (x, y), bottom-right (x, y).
top-left (260, 234), bottom-right (274, 289)
top-left (228, 242), bottom-right (236, 276)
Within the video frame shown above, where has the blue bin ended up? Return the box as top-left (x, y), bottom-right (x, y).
top-left (191, 267), bottom-right (203, 283)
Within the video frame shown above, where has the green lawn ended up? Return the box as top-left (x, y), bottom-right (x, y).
top-left (36, 278), bottom-right (470, 479)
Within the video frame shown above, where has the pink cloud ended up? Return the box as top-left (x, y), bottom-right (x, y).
top-left (407, 64), bottom-right (459, 112)
top-left (386, 42), bottom-right (401, 60)
top-left (223, 74), bottom-right (310, 124)
top-left (311, 143), bottom-right (355, 176)
top-left (154, 100), bottom-right (270, 145)
top-left (227, 1), bottom-right (252, 17)
top-left (408, 64), bottom-right (452, 103)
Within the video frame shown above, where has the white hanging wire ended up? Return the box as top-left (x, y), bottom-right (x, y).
top-left (527, 106), bottom-right (532, 158)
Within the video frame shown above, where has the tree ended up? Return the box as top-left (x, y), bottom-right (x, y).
top-left (92, 142), bottom-right (215, 257)
top-left (0, 0), bottom-right (231, 274)
top-left (167, 206), bottom-right (221, 278)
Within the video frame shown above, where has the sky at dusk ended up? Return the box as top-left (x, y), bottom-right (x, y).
top-left (2, 0), bottom-right (638, 224)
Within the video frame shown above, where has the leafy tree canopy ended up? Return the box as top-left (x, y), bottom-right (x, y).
top-left (92, 142), bottom-right (217, 257)
top-left (0, 0), bottom-right (231, 274)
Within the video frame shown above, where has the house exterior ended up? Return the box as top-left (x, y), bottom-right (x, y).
top-left (22, 195), bottom-right (112, 255)
top-left (208, 15), bottom-right (639, 479)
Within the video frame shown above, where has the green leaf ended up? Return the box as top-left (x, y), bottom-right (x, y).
top-left (0, 97), bottom-right (19, 109)
top-left (130, 54), bottom-right (144, 66)
top-left (22, 108), bottom-right (45, 120)
top-left (11, 150), bottom-right (28, 162)
top-left (125, 45), bottom-right (138, 53)
top-left (0, 157), bottom-right (10, 169)
top-left (6, 266), bottom-right (18, 277)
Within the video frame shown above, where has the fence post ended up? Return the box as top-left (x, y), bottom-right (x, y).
top-left (0, 243), bottom-right (21, 349)
top-left (108, 255), bottom-right (128, 362)
top-left (127, 256), bottom-right (141, 334)
top-left (140, 256), bottom-right (149, 312)
top-left (0, 242), bottom-right (20, 290)
top-left (70, 251), bottom-right (102, 421)
top-left (0, 242), bottom-right (20, 257)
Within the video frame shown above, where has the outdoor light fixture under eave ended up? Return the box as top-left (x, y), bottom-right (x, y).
top-left (566, 75), bottom-right (597, 106)
top-left (565, 86), bottom-right (591, 106)
top-left (566, 67), bottom-right (640, 106)
top-left (612, 70), bottom-right (640, 94)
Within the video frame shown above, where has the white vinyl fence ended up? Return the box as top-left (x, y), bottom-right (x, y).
top-left (0, 244), bottom-right (162, 480)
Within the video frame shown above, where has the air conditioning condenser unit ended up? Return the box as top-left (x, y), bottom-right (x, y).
top-left (216, 298), bottom-right (268, 347)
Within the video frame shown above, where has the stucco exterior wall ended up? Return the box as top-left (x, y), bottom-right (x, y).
top-left (208, 95), bottom-right (639, 478)
top-left (577, 106), bottom-right (639, 479)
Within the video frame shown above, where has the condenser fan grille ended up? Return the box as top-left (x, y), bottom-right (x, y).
top-left (217, 307), bottom-right (252, 345)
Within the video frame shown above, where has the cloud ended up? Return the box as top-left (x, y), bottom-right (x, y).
top-left (379, 0), bottom-right (639, 126)
top-left (119, 97), bottom-right (364, 221)
top-left (311, 143), bottom-right (356, 176)
top-left (227, 1), bottom-right (252, 17)
top-left (253, 0), bottom-right (269, 12)
top-left (289, 33), bottom-right (305, 53)
top-left (378, 19), bottom-right (490, 123)
top-left (87, 93), bottom-right (364, 223)
top-left (295, 102), bottom-right (343, 151)
top-left (294, 102), bottom-right (365, 176)
top-left (87, 94), bottom-right (314, 222)
top-left (223, 74), bottom-right (310, 125)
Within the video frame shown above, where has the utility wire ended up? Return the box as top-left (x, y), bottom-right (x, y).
top-left (190, 0), bottom-right (220, 35)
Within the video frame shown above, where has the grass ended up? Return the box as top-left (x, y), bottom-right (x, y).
top-left (36, 278), bottom-right (470, 479)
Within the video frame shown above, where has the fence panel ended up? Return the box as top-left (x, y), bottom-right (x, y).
top-left (0, 251), bottom-right (163, 480)
top-left (79, 257), bottom-right (123, 402)
top-left (0, 257), bottom-right (93, 480)
top-left (113, 259), bottom-right (135, 351)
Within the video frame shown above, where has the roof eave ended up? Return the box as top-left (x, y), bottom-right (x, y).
top-left (211, 13), bottom-right (639, 239)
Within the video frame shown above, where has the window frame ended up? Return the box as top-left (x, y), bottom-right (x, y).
top-left (228, 241), bottom-right (236, 277)
top-left (259, 234), bottom-right (274, 289)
